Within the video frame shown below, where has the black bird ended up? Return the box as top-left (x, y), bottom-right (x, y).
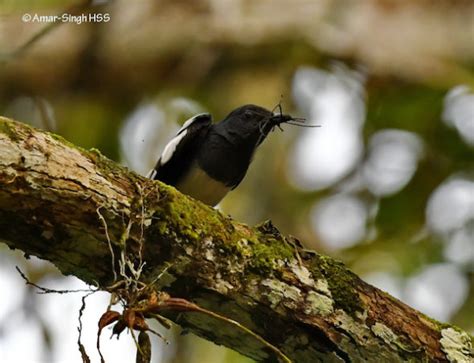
top-left (148, 104), bottom-right (299, 206)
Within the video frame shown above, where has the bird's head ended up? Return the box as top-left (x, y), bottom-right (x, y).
top-left (218, 104), bottom-right (300, 147)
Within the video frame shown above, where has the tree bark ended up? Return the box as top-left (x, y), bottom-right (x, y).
top-left (0, 117), bottom-right (472, 363)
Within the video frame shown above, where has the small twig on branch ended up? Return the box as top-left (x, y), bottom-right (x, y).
top-left (16, 266), bottom-right (98, 362)
top-left (96, 207), bottom-right (118, 283)
top-left (16, 266), bottom-right (95, 294)
top-left (77, 291), bottom-right (96, 363)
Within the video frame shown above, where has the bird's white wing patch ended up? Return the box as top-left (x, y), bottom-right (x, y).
top-left (160, 129), bottom-right (188, 165)
top-left (146, 168), bottom-right (157, 179)
top-left (177, 113), bottom-right (210, 135)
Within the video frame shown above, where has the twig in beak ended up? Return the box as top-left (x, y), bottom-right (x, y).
top-left (286, 122), bottom-right (320, 128)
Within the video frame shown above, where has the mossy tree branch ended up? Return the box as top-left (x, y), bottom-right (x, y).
top-left (0, 117), bottom-right (472, 363)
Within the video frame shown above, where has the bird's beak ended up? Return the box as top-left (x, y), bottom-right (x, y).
top-left (270, 113), bottom-right (294, 125)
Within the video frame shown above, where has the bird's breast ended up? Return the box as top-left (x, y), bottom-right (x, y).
top-left (197, 132), bottom-right (255, 186)
top-left (176, 163), bottom-right (231, 206)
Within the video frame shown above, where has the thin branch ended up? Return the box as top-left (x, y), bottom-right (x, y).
top-left (77, 291), bottom-right (95, 363)
top-left (16, 266), bottom-right (94, 294)
top-left (96, 207), bottom-right (117, 283)
top-left (0, 0), bottom-right (94, 62)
